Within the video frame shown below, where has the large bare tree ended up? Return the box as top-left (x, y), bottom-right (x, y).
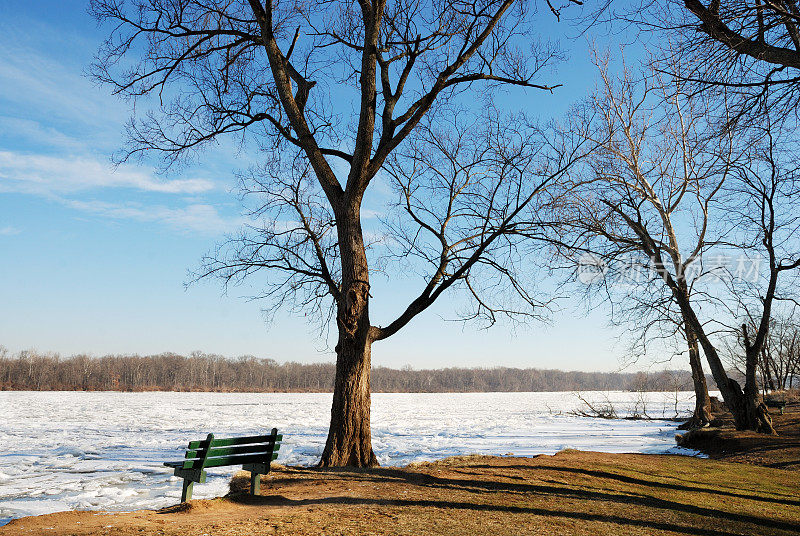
top-left (561, 52), bottom-right (800, 433)
top-left (91, 0), bottom-right (584, 466)
top-left (681, 0), bottom-right (800, 76)
top-left (556, 57), bottom-right (756, 430)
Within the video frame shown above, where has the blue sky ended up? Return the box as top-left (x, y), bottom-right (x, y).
top-left (0, 0), bottom-right (653, 371)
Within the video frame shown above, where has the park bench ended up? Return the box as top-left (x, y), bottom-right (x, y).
top-left (164, 428), bottom-right (282, 502)
top-left (765, 399), bottom-right (787, 415)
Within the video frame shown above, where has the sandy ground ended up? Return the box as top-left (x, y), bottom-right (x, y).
top-left (3, 449), bottom-right (799, 536)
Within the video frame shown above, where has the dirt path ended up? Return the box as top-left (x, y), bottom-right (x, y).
top-left (4, 450), bottom-right (799, 536)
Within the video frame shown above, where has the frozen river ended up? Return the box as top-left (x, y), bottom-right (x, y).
top-left (0, 390), bottom-right (705, 524)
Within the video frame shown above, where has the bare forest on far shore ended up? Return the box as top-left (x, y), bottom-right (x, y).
top-left (0, 348), bottom-right (702, 393)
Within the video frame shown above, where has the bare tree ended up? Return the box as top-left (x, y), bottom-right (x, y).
top-left (681, 0), bottom-right (800, 77)
top-left (91, 0), bottom-right (585, 466)
top-left (198, 105), bottom-right (584, 464)
top-left (0, 347), bottom-right (701, 392)
top-left (564, 53), bottom-right (800, 433)
top-left (555, 56), bottom-right (727, 429)
top-left (726, 307), bottom-right (800, 392)
top-left (713, 120), bottom-right (800, 428)
top-left (622, 0), bottom-right (800, 121)
top-left (764, 310), bottom-right (800, 390)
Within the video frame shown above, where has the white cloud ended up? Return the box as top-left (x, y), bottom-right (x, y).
top-left (0, 225), bottom-right (20, 236)
top-left (0, 36), bottom-right (122, 128)
top-left (0, 117), bottom-right (87, 152)
top-left (63, 199), bottom-right (242, 235)
top-left (0, 22), bottom-right (239, 237)
top-left (0, 151), bottom-right (215, 195)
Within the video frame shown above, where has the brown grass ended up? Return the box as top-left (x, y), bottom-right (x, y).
top-left (4, 450), bottom-right (800, 536)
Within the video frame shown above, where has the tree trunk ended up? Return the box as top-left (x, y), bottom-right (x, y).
top-left (319, 323), bottom-right (378, 466)
top-left (742, 336), bottom-right (776, 435)
top-left (680, 322), bottom-right (712, 430)
top-left (667, 280), bottom-right (755, 429)
top-left (762, 347), bottom-right (776, 392)
top-left (319, 206), bottom-right (379, 467)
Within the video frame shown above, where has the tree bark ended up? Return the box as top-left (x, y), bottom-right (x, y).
top-left (680, 321), bottom-right (712, 430)
top-left (742, 325), bottom-right (776, 434)
top-left (319, 206), bottom-right (379, 467)
top-left (665, 276), bottom-right (753, 428)
top-left (319, 324), bottom-right (378, 466)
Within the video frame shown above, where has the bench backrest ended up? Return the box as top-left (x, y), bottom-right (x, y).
top-left (179, 428), bottom-right (282, 470)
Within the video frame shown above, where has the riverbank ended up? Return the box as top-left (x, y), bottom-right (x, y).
top-left (4, 449), bottom-right (799, 536)
top-left (678, 400), bottom-right (800, 470)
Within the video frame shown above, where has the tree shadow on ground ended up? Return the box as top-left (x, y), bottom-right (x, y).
top-left (465, 464), bottom-right (800, 507)
top-left (230, 493), bottom-right (795, 536)
top-left (230, 466), bottom-right (800, 536)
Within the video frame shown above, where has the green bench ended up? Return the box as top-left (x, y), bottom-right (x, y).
top-left (164, 428), bottom-right (282, 502)
top-left (765, 399), bottom-right (787, 415)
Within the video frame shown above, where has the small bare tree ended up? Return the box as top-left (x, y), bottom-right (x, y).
top-left (764, 310), bottom-right (800, 390)
top-left (714, 121), bottom-right (800, 428)
top-left (726, 307), bottom-right (800, 393)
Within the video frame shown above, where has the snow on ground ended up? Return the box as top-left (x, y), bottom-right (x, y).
top-left (0, 391), bottom-right (707, 525)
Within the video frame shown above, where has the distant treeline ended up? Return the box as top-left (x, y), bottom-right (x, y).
top-left (0, 349), bottom-right (698, 393)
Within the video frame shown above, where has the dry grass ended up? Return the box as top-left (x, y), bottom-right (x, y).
top-left (767, 390), bottom-right (800, 404)
top-left (4, 450), bottom-right (800, 536)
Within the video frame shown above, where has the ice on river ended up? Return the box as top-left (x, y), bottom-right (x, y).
top-left (0, 390), bottom-right (705, 524)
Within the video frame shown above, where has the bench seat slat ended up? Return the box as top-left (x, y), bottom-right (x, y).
top-left (188, 434), bottom-right (282, 449)
top-left (187, 452), bottom-right (278, 469)
top-left (205, 452), bottom-right (279, 468)
top-left (186, 442), bottom-right (281, 459)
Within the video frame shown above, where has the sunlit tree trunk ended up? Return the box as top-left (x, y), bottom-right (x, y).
top-left (680, 320), bottom-right (712, 429)
top-left (320, 207), bottom-right (378, 467)
top-left (742, 325), bottom-right (776, 434)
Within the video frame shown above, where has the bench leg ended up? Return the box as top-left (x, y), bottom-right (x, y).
top-left (181, 479), bottom-right (194, 502)
top-left (250, 473), bottom-right (261, 496)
